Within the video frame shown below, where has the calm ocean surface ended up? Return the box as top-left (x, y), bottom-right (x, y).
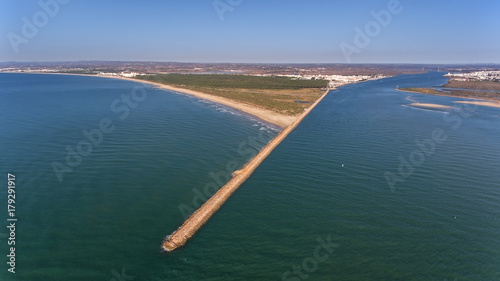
top-left (0, 72), bottom-right (499, 280)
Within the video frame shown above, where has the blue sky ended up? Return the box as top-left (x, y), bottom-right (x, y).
top-left (1, 0), bottom-right (499, 63)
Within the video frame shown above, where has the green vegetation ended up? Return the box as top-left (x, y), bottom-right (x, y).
top-left (137, 73), bottom-right (327, 89)
top-left (399, 88), bottom-right (443, 95)
top-left (136, 74), bottom-right (327, 115)
top-left (445, 80), bottom-right (500, 91)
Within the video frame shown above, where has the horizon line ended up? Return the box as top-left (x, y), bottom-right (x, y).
top-left (1, 60), bottom-right (500, 66)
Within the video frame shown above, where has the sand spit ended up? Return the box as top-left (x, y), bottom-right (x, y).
top-left (409, 103), bottom-right (452, 109)
top-left (112, 76), bottom-right (297, 128)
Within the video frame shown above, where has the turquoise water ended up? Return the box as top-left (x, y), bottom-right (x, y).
top-left (1, 72), bottom-right (499, 280)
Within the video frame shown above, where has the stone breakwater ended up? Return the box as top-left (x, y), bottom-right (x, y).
top-left (162, 89), bottom-right (331, 252)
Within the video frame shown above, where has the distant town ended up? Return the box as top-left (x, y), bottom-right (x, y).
top-left (446, 70), bottom-right (500, 82)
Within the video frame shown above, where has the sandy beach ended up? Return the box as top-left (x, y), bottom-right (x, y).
top-left (109, 76), bottom-right (298, 128)
top-left (409, 103), bottom-right (452, 109)
top-left (454, 100), bottom-right (500, 109)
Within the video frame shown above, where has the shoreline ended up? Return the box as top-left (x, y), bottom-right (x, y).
top-left (7, 72), bottom-right (300, 128)
top-left (6, 72), bottom-right (388, 124)
top-left (110, 76), bottom-right (298, 128)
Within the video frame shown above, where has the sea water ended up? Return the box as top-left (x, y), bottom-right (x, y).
top-left (0, 72), bottom-right (499, 280)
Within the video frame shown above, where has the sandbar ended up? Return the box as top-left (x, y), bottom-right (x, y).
top-left (409, 103), bottom-right (452, 109)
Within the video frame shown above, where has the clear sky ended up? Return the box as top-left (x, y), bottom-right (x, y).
top-left (1, 0), bottom-right (499, 64)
